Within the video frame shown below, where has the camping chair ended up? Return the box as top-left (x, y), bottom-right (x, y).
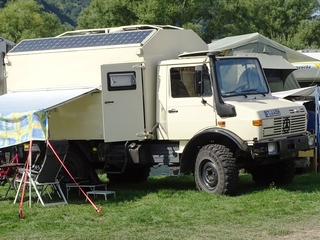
top-left (14, 140), bottom-right (69, 207)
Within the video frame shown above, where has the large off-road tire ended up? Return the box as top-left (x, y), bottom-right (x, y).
top-left (194, 144), bottom-right (239, 195)
top-left (249, 159), bottom-right (295, 185)
top-left (107, 166), bottom-right (150, 183)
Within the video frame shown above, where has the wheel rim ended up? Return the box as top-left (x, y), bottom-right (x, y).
top-left (200, 160), bottom-right (218, 190)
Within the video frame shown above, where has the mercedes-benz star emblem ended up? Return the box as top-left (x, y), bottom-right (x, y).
top-left (283, 117), bottom-right (290, 133)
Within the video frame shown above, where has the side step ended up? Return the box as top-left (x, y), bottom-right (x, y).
top-left (103, 142), bottom-right (129, 174)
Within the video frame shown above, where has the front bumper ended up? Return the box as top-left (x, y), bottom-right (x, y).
top-left (252, 134), bottom-right (316, 160)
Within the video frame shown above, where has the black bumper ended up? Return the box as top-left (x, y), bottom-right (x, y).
top-left (253, 135), bottom-right (314, 160)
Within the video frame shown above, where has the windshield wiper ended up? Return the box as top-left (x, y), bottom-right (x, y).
top-left (242, 89), bottom-right (266, 96)
top-left (222, 91), bottom-right (248, 98)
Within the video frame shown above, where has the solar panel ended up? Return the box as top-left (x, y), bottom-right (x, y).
top-left (10, 30), bottom-right (153, 53)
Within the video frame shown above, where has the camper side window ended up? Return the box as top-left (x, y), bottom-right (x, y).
top-left (171, 67), bottom-right (211, 98)
top-left (107, 72), bottom-right (136, 91)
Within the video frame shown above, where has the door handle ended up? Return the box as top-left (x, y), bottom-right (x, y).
top-left (104, 101), bottom-right (114, 104)
top-left (168, 109), bottom-right (178, 113)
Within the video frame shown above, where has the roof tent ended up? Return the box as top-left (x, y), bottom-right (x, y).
top-left (208, 32), bottom-right (317, 92)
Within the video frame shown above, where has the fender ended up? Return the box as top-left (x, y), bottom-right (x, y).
top-left (179, 127), bottom-right (249, 173)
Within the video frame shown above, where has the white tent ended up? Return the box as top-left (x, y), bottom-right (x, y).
top-left (208, 32), bottom-right (318, 92)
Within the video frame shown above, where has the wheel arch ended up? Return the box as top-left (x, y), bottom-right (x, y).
top-left (180, 128), bottom-right (248, 173)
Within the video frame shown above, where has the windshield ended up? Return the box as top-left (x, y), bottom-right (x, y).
top-left (216, 58), bottom-right (269, 97)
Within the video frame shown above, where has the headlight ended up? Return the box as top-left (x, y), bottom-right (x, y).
top-left (267, 142), bottom-right (278, 155)
top-left (308, 135), bottom-right (316, 147)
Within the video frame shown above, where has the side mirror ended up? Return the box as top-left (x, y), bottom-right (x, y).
top-left (194, 65), bottom-right (204, 94)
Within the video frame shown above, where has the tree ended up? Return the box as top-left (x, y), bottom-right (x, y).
top-left (79, 0), bottom-right (320, 49)
top-left (0, 0), bottom-right (66, 43)
top-left (203, 0), bottom-right (320, 49)
top-left (201, 0), bottom-right (257, 42)
top-left (286, 19), bottom-right (320, 49)
top-left (77, 0), bottom-right (138, 29)
top-left (77, 0), bottom-right (206, 31)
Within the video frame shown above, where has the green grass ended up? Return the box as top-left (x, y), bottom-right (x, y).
top-left (1, 173), bottom-right (320, 239)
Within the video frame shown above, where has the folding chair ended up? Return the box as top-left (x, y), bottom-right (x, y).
top-left (14, 140), bottom-right (69, 207)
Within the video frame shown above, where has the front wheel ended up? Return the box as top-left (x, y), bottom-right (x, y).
top-left (194, 144), bottom-right (238, 195)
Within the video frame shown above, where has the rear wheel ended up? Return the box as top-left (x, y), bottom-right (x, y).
top-left (194, 144), bottom-right (238, 195)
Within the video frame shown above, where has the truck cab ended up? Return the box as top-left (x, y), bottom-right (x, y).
top-left (157, 51), bottom-right (315, 194)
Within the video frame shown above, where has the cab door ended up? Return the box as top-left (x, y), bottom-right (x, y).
top-left (101, 63), bottom-right (145, 142)
top-left (163, 66), bottom-right (216, 140)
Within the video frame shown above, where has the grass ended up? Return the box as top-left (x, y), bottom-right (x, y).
top-left (1, 173), bottom-right (320, 239)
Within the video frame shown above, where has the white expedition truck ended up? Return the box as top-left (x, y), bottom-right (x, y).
top-left (1, 25), bottom-right (316, 195)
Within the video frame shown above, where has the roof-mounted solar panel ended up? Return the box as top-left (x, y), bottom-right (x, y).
top-left (10, 29), bottom-right (153, 53)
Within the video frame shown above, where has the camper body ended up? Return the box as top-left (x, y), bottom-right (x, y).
top-left (2, 25), bottom-right (316, 195)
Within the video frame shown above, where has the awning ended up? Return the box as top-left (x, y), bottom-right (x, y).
top-left (0, 87), bottom-right (100, 148)
top-left (272, 86), bottom-right (317, 98)
top-left (0, 87), bottom-right (100, 113)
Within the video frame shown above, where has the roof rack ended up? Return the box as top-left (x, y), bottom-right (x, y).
top-left (56, 25), bottom-right (183, 37)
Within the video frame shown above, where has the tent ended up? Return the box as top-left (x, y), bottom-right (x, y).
top-left (208, 32), bottom-right (318, 92)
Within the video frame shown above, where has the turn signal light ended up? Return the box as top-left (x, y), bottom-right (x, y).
top-left (252, 120), bottom-right (262, 126)
top-left (218, 121), bottom-right (225, 127)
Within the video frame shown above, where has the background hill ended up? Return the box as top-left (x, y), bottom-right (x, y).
top-left (0, 0), bottom-right (91, 27)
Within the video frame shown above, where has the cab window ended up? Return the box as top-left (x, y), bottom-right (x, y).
top-left (170, 67), bottom-right (212, 98)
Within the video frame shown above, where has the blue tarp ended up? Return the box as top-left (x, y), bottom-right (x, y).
top-left (0, 111), bottom-right (48, 147)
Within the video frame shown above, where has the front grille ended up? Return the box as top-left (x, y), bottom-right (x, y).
top-left (263, 114), bottom-right (306, 137)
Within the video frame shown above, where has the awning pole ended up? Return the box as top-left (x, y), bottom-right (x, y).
top-left (29, 140), bottom-right (32, 207)
top-left (315, 85), bottom-right (319, 173)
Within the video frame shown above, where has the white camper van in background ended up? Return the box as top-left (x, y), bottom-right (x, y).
top-left (292, 50), bottom-right (320, 87)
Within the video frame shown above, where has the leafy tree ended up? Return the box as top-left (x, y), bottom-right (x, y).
top-left (77, 0), bottom-right (137, 28)
top-left (1, 0), bottom-right (318, 49)
top-left (39, 0), bottom-right (91, 27)
top-left (201, 0), bottom-right (320, 48)
top-left (245, 0), bottom-right (319, 46)
top-left (0, 0), bottom-right (66, 43)
top-left (77, 0), bottom-right (206, 31)
top-left (201, 0), bottom-right (257, 42)
top-left (78, 0), bottom-right (320, 49)
top-left (286, 19), bottom-right (320, 49)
